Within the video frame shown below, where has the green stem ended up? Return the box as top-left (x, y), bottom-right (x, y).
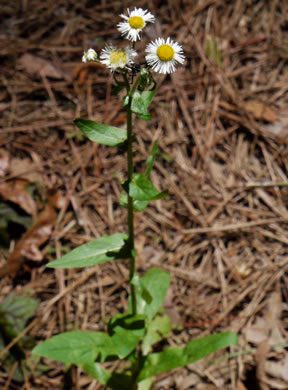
top-left (127, 99), bottom-right (137, 315)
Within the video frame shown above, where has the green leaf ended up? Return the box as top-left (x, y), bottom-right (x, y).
top-left (82, 362), bottom-right (110, 385)
top-left (138, 347), bottom-right (186, 381)
top-left (129, 174), bottom-right (168, 201)
top-left (129, 268), bottom-right (170, 321)
top-left (184, 331), bottom-right (238, 361)
top-left (137, 332), bottom-right (238, 381)
top-left (0, 294), bottom-right (38, 337)
top-left (47, 234), bottom-right (128, 268)
top-left (131, 89), bottom-right (156, 121)
top-left (82, 362), bottom-right (133, 389)
top-left (32, 331), bottom-right (116, 364)
top-left (145, 142), bottom-right (158, 179)
top-left (137, 377), bottom-right (154, 390)
top-left (108, 314), bottom-right (147, 359)
top-left (0, 294), bottom-right (39, 380)
top-left (74, 118), bottom-right (127, 146)
top-left (142, 315), bottom-right (171, 355)
top-left (141, 90), bottom-right (156, 110)
top-left (120, 193), bottom-right (149, 212)
top-left (131, 92), bottom-right (150, 120)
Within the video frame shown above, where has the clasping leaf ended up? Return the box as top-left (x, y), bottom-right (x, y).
top-left (119, 142), bottom-right (160, 212)
top-left (129, 174), bottom-right (168, 201)
top-left (131, 88), bottom-right (156, 121)
top-left (47, 233), bottom-right (129, 268)
top-left (129, 268), bottom-right (170, 321)
top-left (74, 118), bottom-right (127, 146)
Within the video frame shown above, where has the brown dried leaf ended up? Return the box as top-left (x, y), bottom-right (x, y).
top-left (196, 385), bottom-right (219, 390)
top-left (0, 149), bottom-right (10, 177)
top-left (6, 204), bottom-right (56, 277)
top-left (265, 354), bottom-right (288, 382)
top-left (244, 292), bottom-right (284, 347)
top-left (261, 111), bottom-right (288, 141)
top-left (19, 54), bottom-right (64, 79)
top-left (47, 191), bottom-right (66, 209)
top-left (282, 355), bottom-right (288, 382)
top-left (9, 157), bottom-right (43, 183)
top-left (0, 179), bottom-right (37, 216)
top-left (244, 317), bottom-right (268, 345)
top-left (237, 382), bottom-right (248, 390)
top-left (244, 101), bottom-right (278, 122)
top-left (265, 292), bottom-right (285, 346)
top-left (256, 340), bottom-right (270, 390)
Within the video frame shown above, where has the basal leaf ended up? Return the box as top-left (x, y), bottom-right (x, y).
top-left (184, 331), bottom-right (238, 362)
top-left (74, 118), bottom-right (127, 146)
top-left (129, 174), bottom-right (168, 201)
top-left (32, 331), bottom-right (115, 364)
top-left (47, 233), bottom-right (128, 268)
top-left (137, 332), bottom-right (238, 381)
top-left (82, 362), bottom-right (133, 389)
top-left (137, 348), bottom-right (186, 381)
top-left (108, 313), bottom-right (147, 359)
top-left (82, 362), bottom-right (110, 385)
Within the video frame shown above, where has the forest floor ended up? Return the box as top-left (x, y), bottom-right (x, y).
top-left (0, 0), bottom-right (288, 389)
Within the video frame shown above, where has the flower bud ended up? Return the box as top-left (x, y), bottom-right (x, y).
top-left (82, 48), bottom-right (98, 63)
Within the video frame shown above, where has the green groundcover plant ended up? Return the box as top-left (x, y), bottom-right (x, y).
top-left (32, 8), bottom-right (238, 389)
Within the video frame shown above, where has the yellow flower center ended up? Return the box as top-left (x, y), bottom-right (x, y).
top-left (157, 44), bottom-right (174, 62)
top-left (128, 16), bottom-right (145, 29)
top-left (110, 50), bottom-right (127, 65)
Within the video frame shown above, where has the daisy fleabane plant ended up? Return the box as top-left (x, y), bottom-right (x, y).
top-left (33, 7), bottom-right (238, 390)
top-left (117, 7), bottom-right (155, 42)
top-left (145, 37), bottom-right (185, 74)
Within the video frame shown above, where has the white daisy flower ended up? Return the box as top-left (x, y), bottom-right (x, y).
top-left (100, 45), bottom-right (137, 72)
top-left (82, 48), bottom-right (98, 63)
top-left (117, 8), bottom-right (155, 42)
top-left (145, 37), bottom-right (185, 74)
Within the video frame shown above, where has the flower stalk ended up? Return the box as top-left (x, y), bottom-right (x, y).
top-left (126, 95), bottom-right (137, 315)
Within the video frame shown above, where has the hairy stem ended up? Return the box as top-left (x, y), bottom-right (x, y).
top-left (127, 100), bottom-right (137, 315)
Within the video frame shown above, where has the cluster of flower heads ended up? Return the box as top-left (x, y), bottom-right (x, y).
top-left (82, 8), bottom-right (185, 75)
